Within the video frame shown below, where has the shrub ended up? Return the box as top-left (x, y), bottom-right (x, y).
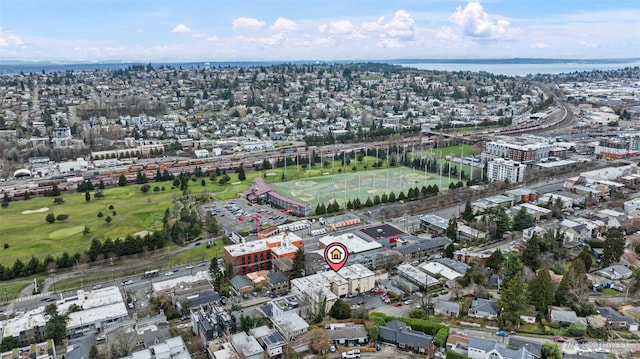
top-left (433, 327), bottom-right (449, 347)
top-left (97, 211), bottom-right (104, 218)
top-left (568, 322), bottom-right (587, 336)
top-left (56, 214), bottom-right (69, 221)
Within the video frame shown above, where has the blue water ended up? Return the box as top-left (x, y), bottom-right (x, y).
top-left (0, 58), bottom-right (638, 76)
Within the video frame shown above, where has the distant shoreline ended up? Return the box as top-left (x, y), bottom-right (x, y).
top-left (0, 58), bottom-right (638, 76)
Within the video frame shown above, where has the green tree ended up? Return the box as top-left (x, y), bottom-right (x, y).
top-left (445, 218), bottom-right (458, 241)
top-left (209, 257), bottom-right (224, 290)
top-left (0, 336), bottom-right (20, 352)
top-left (556, 259), bottom-right (589, 309)
top-left (444, 243), bottom-right (455, 259)
top-left (601, 227), bottom-right (625, 267)
top-left (329, 299), bottom-right (351, 319)
top-left (462, 201), bottom-right (474, 222)
top-left (486, 249), bottom-right (504, 272)
top-left (46, 213), bottom-right (56, 224)
top-left (541, 343), bottom-right (562, 359)
top-left (529, 267), bottom-right (554, 312)
top-left (292, 249), bottom-right (305, 278)
top-left (237, 164), bottom-right (246, 181)
top-left (44, 304), bottom-right (69, 345)
top-left (521, 235), bottom-right (542, 270)
top-left (105, 215), bottom-right (113, 224)
top-left (497, 271), bottom-right (528, 325)
top-left (368, 325), bottom-right (379, 342)
top-left (239, 314), bottom-right (255, 332)
top-left (512, 207), bottom-right (533, 231)
top-left (56, 214), bottom-right (69, 221)
top-left (85, 191), bottom-right (91, 202)
top-left (2, 192), bottom-right (10, 208)
top-left (491, 206), bottom-right (512, 238)
top-left (118, 174), bottom-right (127, 187)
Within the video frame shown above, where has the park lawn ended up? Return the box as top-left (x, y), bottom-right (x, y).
top-left (170, 239), bottom-right (224, 266)
top-left (419, 144), bottom-right (478, 157)
top-left (0, 280), bottom-right (32, 302)
top-left (0, 183), bottom-right (179, 266)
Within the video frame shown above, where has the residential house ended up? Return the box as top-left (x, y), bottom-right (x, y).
top-left (560, 219), bottom-right (592, 244)
top-left (250, 326), bottom-right (286, 358)
top-left (230, 275), bottom-right (254, 296)
top-left (468, 299), bottom-right (499, 320)
top-left (326, 323), bottom-right (369, 347)
top-left (122, 336), bottom-right (190, 359)
top-left (230, 332), bottom-right (264, 359)
top-left (596, 265), bottom-right (633, 280)
top-left (467, 337), bottom-right (539, 359)
top-left (434, 300), bottom-right (461, 318)
top-left (548, 307), bottom-right (587, 327)
top-left (446, 333), bottom-right (470, 353)
top-left (378, 320), bottom-right (433, 354)
top-left (394, 236), bottom-right (452, 263)
top-left (271, 312), bottom-right (308, 340)
top-left (266, 271), bottom-right (289, 296)
top-left (596, 307), bottom-right (639, 331)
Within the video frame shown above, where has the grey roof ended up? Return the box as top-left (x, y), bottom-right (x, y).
top-left (379, 320), bottom-right (433, 350)
top-left (597, 306), bottom-right (638, 325)
top-left (230, 275), bottom-right (254, 291)
top-left (268, 271), bottom-right (288, 284)
top-left (179, 290), bottom-right (220, 308)
top-left (259, 303), bottom-right (273, 318)
top-left (434, 258), bottom-right (469, 274)
top-left (470, 299), bottom-right (498, 315)
top-left (65, 334), bottom-right (96, 359)
top-left (434, 300), bottom-right (460, 315)
top-left (598, 264), bottom-right (632, 277)
top-left (508, 337), bottom-right (542, 358)
top-left (143, 325), bottom-right (171, 348)
top-left (328, 324), bottom-right (368, 340)
top-left (395, 236), bottom-right (451, 255)
top-left (550, 308), bottom-right (580, 323)
top-left (469, 337), bottom-right (499, 352)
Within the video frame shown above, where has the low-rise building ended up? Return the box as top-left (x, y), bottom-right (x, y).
top-left (487, 158), bottom-right (525, 183)
top-left (326, 323), bottom-right (368, 346)
top-left (378, 320), bottom-right (433, 354)
top-left (230, 332), bottom-right (264, 359)
top-left (468, 299), bottom-right (498, 320)
top-left (271, 312), bottom-right (309, 340)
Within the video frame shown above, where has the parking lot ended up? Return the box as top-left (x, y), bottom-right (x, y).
top-left (205, 200), bottom-right (297, 239)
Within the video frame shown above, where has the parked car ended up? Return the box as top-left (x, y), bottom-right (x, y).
top-left (357, 299), bottom-right (365, 305)
top-left (122, 279), bottom-right (133, 285)
top-left (495, 331), bottom-right (509, 337)
top-left (554, 337), bottom-right (567, 343)
top-left (576, 338), bottom-right (588, 344)
top-left (394, 302), bottom-right (403, 307)
top-left (341, 350), bottom-right (361, 359)
top-left (329, 345), bottom-right (336, 352)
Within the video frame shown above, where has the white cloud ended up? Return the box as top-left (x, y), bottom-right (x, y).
top-left (319, 20), bottom-right (355, 34)
top-left (384, 10), bottom-right (415, 39)
top-left (207, 36), bottom-right (218, 42)
top-left (135, 28), bottom-right (144, 33)
top-left (449, 2), bottom-right (518, 40)
top-left (530, 42), bottom-right (550, 49)
top-left (436, 26), bottom-right (461, 42)
top-left (271, 17), bottom-right (298, 32)
top-left (232, 17), bottom-right (266, 30)
top-left (0, 28), bottom-right (24, 47)
top-left (171, 24), bottom-right (192, 33)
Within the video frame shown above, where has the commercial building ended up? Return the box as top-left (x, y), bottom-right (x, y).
top-left (224, 233), bottom-right (303, 275)
top-left (243, 177), bottom-right (310, 216)
top-left (356, 224), bottom-right (405, 248)
top-left (486, 158), bottom-right (525, 183)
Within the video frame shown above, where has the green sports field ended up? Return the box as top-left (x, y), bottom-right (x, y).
top-left (270, 165), bottom-right (458, 207)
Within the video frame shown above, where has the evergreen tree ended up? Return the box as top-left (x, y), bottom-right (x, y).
top-left (237, 164), bottom-right (246, 181)
top-left (497, 271), bottom-right (528, 325)
top-left (462, 201), bottom-right (474, 222)
top-left (529, 267), bottom-right (555, 313)
top-left (601, 227), bottom-right (625, 267)
top-left (85, 191), bottom-right (91, 202)
top-left (329, 299), bottom-right (351, 319)
top-left (118, 174), bottom-right (127, 187)
top-left (486, 249), bottom-right (504, 272)
top-left (556, 259), bottom-right (589, 309)
top-left (512, 206), bottom-right (533, 231)
top-left (445, 218), bottom-right (458, 241)
top-left (292, 249), bottom-right (306, 278)
top-left (444, 243), bottom-right (455, 259)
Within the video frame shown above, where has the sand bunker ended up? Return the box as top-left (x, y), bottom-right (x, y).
top-left (22, 207), bottom-right (49, 214)
top-left (265, 172), bottom-right (277, 176)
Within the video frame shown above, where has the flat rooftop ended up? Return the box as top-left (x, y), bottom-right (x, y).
top-left (358, 223), bottom-right (405, 240)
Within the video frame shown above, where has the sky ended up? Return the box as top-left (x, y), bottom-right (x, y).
top-left (1, 0), bottom-right (639, 63)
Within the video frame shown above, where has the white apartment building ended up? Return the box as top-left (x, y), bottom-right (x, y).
top-left (487, 158), bottom-right (525, 183)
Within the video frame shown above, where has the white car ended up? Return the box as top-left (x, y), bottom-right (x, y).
top-left (185, 265), bottom-right (194, 270)
top-left (165, 271), bottom-right (174, 276)
top-left (122, 279), bottom-right (133, 285)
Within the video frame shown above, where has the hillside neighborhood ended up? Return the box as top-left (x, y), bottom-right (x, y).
top-left (0, 63), bottom-right (639, 359)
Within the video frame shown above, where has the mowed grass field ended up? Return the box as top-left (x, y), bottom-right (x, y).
top-left (0, 184), bottom-right (176, 266)
top-left (270, 165), bottom-right (458, 207)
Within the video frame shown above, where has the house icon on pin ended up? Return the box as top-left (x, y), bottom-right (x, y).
top-left (331, 249), bottom-right (342, 260)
